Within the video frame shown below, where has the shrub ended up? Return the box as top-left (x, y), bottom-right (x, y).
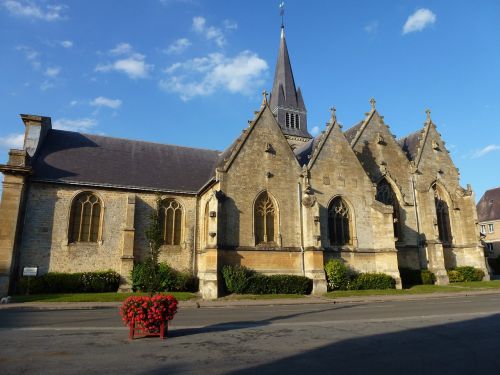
top-left (348, 273), bottom-right (396, 290)
top-left (221, 265), bottom-right (255, 294)
top-left (245, 274), bottom-right (312, 295)
top-left (131, 261), bottom-right (197, 292)
top-left (324, 259), bottom-right (350, 291)
top-left (17, 270), bottom-right (121, 294)
top-left (399, 268), bottom-right (435, 287)
top-left (221, 265), bottom-right (312, 295)
top-left (420, 270), bottom-right (436, 285)
top-left (488, 256), bottom-right (500, 275)
top-left (447, 270), bottom-right (464, 283)
top-left (447, 266), bottom-right (484, 282)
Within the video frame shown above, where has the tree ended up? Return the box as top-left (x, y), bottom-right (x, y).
top-left (143, 195), bottom-right (164, 295)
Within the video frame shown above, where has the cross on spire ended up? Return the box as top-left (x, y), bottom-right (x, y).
top-left (425, 108), bottom-right (431, 122)
top-left (369, 97), bottom-right (376, 110)
top-left (329, 106), bottom-right (336, 123)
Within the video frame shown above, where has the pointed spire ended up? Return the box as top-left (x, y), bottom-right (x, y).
top-left (269, 27), bottom-right (300, 111)
top-left (269, 22), bottom-right (311, 139)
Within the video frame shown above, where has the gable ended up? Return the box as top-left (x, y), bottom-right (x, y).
top-left (219, 103), bottom-right (301, 175)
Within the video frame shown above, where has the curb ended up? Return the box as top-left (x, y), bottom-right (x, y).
top-left (1, 289), bottom-right (499, 311)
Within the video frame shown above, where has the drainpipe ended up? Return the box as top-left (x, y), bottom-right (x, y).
top-left (412, 174), bottom-right (424, 268)
top-left (192, 195), bottom-right (199, 275)
top-left (298, 182), bottom-right (305, 276)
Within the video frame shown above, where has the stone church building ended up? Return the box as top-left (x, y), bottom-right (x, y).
top-left (0, 27), bottom-right (489, 298)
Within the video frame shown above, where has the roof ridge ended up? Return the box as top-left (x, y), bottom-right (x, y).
top-left (51, 128), bottom-right (222, 154)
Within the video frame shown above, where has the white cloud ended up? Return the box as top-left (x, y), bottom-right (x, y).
top-left (2, 0), bottom-right (67, 21)
top-left (364, 20), bottom-right (378, 34)
top-left (110, 42), bottom-right (132, 55)
top-left (403, 8), bottom-right (436, 35)
top-left (223, 19), bottom-right (237, 30)
top-left (16, 45), bottom-right (40, 69)
top-left (165, 38), bottom-right (191, 55)
top-left (159, 50), bottom-right (268, 101)
top-left (96, 44), bottom-right (153, 79)
top-left (311, 126), bottom-right (320, 136)
top-left (60, 40), bottom-right (73, 48)
top-left (90, 96), bottom-right (122, 109)
top-left (192, 16), bottom-right (227, 47)
top-left (0, 133), bottom-right (24, 149)
top-left (471, 144), bottom-right (500, 159)
top-left (70, 100), bottom-right (78, 106)
top-left (53, 118), bottom-right (97, 132)
top-left (40, 80), bottom-right (54, 91)
top-left (44, 66), bottom-right (60, 77)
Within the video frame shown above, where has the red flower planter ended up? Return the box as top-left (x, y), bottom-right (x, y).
top-left (120, 294), bottom-right (178, 340)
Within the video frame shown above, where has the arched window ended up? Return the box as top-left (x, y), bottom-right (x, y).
top-left (328, 197), bottom-right (351, 246)
top-left (376, 179), bottom-right (401, 239)
top-left (433, 185), bottom-right (452, 244)
top-left (69, 192), bottom-right (103, 243)
top-left (254, 191), bottom-right (277, 244)
top-left (160, 199), bottom-right (183, 245)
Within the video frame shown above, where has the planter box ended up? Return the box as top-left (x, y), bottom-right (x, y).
top-left (120, 294), bottom-right (178, 340)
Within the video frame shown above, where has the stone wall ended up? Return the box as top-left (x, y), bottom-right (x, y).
top-left (17, 182), bottom-right (197, 286)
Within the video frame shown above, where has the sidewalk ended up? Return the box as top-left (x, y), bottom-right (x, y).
top-left (1, 288), bottom-right (499, 310)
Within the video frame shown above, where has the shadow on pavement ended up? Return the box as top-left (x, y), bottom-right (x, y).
top-left (145, 313), bottom-right (500, 375)
top-left (168, 304), bottom-right (359, 338)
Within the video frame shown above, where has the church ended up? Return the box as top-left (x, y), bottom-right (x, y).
top-left (0, 25), bottom-right (489, 298)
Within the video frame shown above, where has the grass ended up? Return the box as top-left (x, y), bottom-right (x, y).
top-left (324, 280), bottom-right (500, 298)
top-left (11, 292), bottom-right (197, 303)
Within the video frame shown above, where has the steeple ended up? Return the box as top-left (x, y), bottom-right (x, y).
top-left (269, 25), bottom-right (311, 145)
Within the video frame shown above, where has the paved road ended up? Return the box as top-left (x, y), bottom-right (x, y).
top-left (0, 294), bottom-right (499, 374)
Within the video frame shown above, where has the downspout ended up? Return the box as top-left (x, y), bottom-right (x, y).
top-left (192, 195), bottom-right (199, 275)
top-left (298, 182), bottom-right (305, 276)
top-left (411, 174), bottom-right (424, 268)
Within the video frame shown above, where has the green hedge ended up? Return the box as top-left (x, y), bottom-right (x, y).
top-left (349, 273), bottom-right (396, 290)
top-left (221, 264), bottom-right (255, 293)
top-left (18, 270), bottom-right (121, 294)
top-left (399, 268), bottom-right (436, 287)
top-left (131, 261), bottom-right (198, 292)
top-left (324, 259), bottom-right (350, 291)
top-left (488, 256), bottom-right (500, 275)
top-left (221, 265), bottom-right (312, 295)
top-left (447, 266), bottom-right (484, 282)
top-left (325, 259), bottom-right (396, 291)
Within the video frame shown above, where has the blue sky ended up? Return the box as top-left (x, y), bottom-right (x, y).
top-left (0, 0), bottom-right (499, 200)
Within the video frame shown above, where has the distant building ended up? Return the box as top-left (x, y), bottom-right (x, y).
top-left (477, 187), bottom-right (500, 257)
top-left (0, 24), bottom-right (490, 298)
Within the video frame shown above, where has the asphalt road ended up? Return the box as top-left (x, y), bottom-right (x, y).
top-left (0, 294), bottom-right (499, 374)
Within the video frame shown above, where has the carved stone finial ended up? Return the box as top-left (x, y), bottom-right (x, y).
top-left (425, 108), bottom-right (431, 122)
top-left (329, 106), bottom-right (336, 123)
top-left (261, 90), bottom-right (268, 106)
top-left (369, 97), bottom-right (376, 110)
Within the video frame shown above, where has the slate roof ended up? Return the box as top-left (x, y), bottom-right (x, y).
top-left (269, 28), bottom-right (304, 112)
top-left (477, 187), bottom-right (500, 222)
top-left (293, 138), bottom-right (316, 166)
top-left (398, 131), bottom-right (421, 161)
top-left (344, 121), bottom-right (363, 144)
top-left (31, 129), bottom-right (221, 193)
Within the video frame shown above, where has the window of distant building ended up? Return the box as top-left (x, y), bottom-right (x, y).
top-left (480, 225), bottom-right (486, 234)
top-left (489, 223), bottom-right (494, 233)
